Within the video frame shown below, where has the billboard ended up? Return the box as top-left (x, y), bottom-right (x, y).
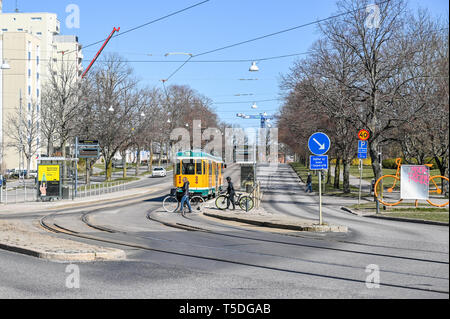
top-left (401, 165), bottom-right (430, 200)
top-left (38, 165), bottom-right (60, 182)
top-left (38, 165), bottom-right (61, 198)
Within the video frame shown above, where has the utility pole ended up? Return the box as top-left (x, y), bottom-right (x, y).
top-left (19, 89), bottom-right (25, 181)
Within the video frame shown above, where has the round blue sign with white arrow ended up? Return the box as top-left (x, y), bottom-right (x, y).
top-left (308, 132), bottom-right (331, 155)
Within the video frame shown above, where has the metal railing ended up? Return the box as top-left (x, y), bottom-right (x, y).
top-left (0, 181), bottom-right (127, 205)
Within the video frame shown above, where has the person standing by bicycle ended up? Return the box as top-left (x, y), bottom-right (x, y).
top-left (179, 177), bottom-right (192, 213)
top-left (226, 177), bottom-right (236, 210)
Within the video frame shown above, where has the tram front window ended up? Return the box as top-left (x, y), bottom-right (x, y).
top-left (182, 160), bottom-right (195, 175)
top-left (176, 160), bottom-right (181, 175)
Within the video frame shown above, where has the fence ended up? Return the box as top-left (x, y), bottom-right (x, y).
top-left (0, 181), bottom-right (127, 205)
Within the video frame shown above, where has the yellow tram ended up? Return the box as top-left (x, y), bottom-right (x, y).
top-left (174, 150), bottom-right (224, 199)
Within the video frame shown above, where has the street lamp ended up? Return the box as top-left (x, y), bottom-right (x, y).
top-left (249, 62), bottom-right (259, 72)
top-left (165, 52), bottom-right (193, 57)
top-left (1, 60), bottom-right (10, 70)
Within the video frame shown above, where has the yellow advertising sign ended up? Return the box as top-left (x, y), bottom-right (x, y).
top-left (38, 165), bottom-right (60, 182)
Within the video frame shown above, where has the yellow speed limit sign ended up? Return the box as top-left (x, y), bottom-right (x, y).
top-left (38, 165), bottom-right (60, 182)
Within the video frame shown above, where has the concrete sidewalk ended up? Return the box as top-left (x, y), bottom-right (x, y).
top-left (203, 208), bottom-right (348, 232)
top-left (0, 219), bottom-right (126, 262)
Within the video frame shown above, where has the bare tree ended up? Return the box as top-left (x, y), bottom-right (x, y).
top-left (6, 100), bottom-right (40, 177)
top-left (42, 60), bottom-right (82, 160)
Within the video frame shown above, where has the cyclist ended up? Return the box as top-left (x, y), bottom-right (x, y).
top-left (179, 177), bottom-right (192, 213)
top-left (226, 177), bottom-right (236, 210)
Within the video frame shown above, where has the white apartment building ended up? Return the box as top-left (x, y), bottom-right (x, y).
top-left (0, 1), bottom-right (83, 172)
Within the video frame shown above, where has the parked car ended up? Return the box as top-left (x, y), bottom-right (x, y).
top-left (112, 159), bottom-right (124, 169)
top-left (28, 170), bottom-right (38, 179)
top-left (152, 167), bottom-right (167, 178)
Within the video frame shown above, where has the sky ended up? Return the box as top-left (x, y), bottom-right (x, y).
top-left (3, 0), bottom-right (449, 128)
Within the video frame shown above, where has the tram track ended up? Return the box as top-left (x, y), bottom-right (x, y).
top-left (35, 205), bottom-right (449, 296)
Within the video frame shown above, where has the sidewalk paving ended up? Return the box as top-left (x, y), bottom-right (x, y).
top-left (0, 220), bottom-right (126, 262)
top-left (203, 208), bottom-right (348, 232)
top-left (0, 176), bottom-right (166, 262)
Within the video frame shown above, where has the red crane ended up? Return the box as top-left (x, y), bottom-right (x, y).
top-left (81, 27), bottom-right (120, 79)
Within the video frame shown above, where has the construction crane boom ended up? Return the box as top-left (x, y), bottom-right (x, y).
top-left (81, 27), bottom-right (120, 79)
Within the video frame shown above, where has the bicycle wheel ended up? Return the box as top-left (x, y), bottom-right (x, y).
top-left (239, 196), bottom-right (255, 211)
top-left (215, 195), bottom-right (228, 210)
top-left (427, 176), bottom-right (449, 207)
top-left (374, 175), bottom-right (402, 206)
top-left (190, 196), bottom-right (205, 213)
top-left (163, 196), bottom-right (179, 213)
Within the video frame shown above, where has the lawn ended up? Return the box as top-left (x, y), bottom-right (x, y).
top-left (380, 210), bottom-right (449, 223)
top-left (349, 202), bottom-right (449, 223)
top-left (290, 163), bottom-right (370, 196)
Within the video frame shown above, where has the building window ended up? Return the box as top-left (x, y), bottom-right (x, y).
top-left (36, 104), bottom-right (40, 112)
top-left (31, 17), bottom-right (42, 20)
top-left (1, 29), bottom-right (7, 32)
top-left (28, 86), bottom-right (31, 95)
top-left (28, 52), bottom-right (31, 61)
top-left (17, 28), bottom-right (24, 31)
top-left (28, 103), bottom-right (31, 112)
top-left (37, 89), bottom-right (40, 98)
top-left (28, 69), bottom-right (31, 77)
top-left (37, 73), bottom-right (39, 80)
top-left (36, 32), bottom-right (42, 35)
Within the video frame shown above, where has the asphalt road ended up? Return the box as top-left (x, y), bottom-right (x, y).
top-left (0, 164), bottom-right (448, 299)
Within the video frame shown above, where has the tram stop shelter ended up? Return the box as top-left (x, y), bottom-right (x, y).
top-left (37, 157), bottom-right (79, 201)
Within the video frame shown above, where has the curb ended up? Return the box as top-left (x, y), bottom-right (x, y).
top-left (341, 206), bottom-right (449, 226)
top-left (203, 212), bottom-right (348, 233)
top-left (0, 242), bottom-right (126, 262)
top-left (366, 214), bottom-right (449, 226)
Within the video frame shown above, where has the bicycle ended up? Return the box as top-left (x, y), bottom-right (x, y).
top-left (215, 191), bottom-right (255, 212)
top-left (162, 188), bottom-right (206, 213)
top-left (374, 158), bottom-right (449, 207)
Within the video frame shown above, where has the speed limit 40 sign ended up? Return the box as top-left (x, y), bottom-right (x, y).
top-left (358, 129), bottom-right (370, 141)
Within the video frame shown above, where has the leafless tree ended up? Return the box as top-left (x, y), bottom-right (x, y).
top-left (6, 100), bottom-right (40, 177)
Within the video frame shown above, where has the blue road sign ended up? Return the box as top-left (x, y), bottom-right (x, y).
top-left (310, 156), bottom-right (329, 170)
top-left (358, 152), bottom-right (368, 159)
top-left (358, 141), bottom-right (368, 150)
top-left (308, 133), bottom-right (331, 155)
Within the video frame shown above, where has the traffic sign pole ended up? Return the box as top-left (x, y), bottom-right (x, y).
top-left (358, 159), bottom-right (363, 208)
top-left (75, 137), bottom-right (78, 199)
top-left (308, 132), bottom-right (331, 226)
top-left (319, 170), bottom-right (323, 225)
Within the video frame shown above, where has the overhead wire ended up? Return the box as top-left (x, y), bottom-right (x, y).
top-left (162, 0), bottom-right (393, 81)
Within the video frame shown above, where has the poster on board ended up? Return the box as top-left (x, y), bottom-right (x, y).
top-left (401, 165), bottom-right (430, 200)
